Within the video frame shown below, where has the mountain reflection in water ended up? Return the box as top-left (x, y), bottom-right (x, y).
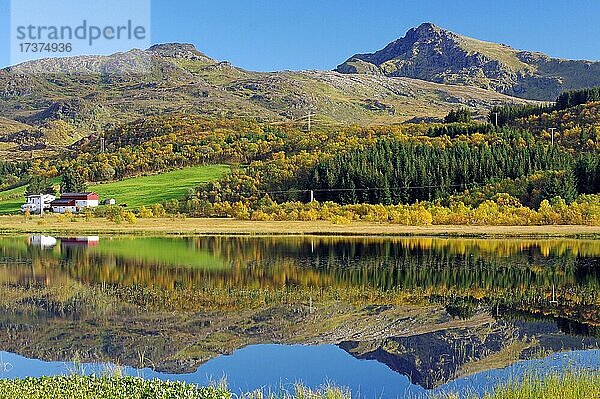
top-left (0, 235), bottom-right (597, 391)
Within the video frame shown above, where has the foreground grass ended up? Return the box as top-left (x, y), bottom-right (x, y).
top-left (0, 165), bottom-right (230, 214)
top-left (471, 371), bottom-right (600, 399)
top-left (0, 372), bottom-right (597, 399)
top-left (0, 376), bottom-right (229, 399)
top-left (0, 377), bottom-right (344, 399)
top-left (3, 215), bottom-right (600, 237)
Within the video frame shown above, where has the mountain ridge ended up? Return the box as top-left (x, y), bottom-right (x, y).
top-left (0, 41), bottom-right (533, 159)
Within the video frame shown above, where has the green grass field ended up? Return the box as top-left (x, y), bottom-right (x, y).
top-left (0, 185), bottom-right (27, 214)
top-left (92, 165), bottom-right (230, 208)
top-left (0, 165), bottom-right (230, 214)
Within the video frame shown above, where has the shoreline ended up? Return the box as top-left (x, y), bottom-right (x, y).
top-left (2, 216), bottom-right (600, 238)
top-left (0, 372), bottom-right (597, 399)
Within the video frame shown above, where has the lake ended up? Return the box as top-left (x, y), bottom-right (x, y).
top-left (0, 235), bottom-right (598, 398)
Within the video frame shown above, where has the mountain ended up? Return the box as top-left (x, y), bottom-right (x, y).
top-left (0, 43), bottom-right (530, 159)
top-left (336, 22), bottom-right (600, 100)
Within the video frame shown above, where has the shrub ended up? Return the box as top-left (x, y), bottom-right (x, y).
top-left (184, 193), bottom-right (600, 226)
top-left (230, 202), bottom-right (250, 220)
top-left (124, 211), bottom-right (137, 224)
top-left (250, 210), bottom-right (271, 221)
top-left (83, 207), bottom-right (94, 222)
top-left (102, 205), bottom-right (124, 224)
top-left (164, 199), bottom-right (180, 214)
top-left (138, 206), bottom-right (154, 218)
top-left (329, 215), bottom-right (351, 225)
top-left (152, 203), bottom-right (166, 218)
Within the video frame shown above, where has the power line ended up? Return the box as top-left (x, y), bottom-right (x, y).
top-left (257, 182), bottom-right (482, 195)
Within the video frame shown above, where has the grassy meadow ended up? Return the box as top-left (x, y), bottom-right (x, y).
top-left (92, 165), bottom-right (230, 208)
top-left (0, 165), bottom-right (230, 214)
top-left (0, 185), bottom-right (28, 214)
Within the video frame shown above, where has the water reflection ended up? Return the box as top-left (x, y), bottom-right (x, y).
top-left (61, 236), bottom-right (100, 247)
top-left (28, 235), bottom-right (57, 249)
top-left (0, 235), bottom-right (597, 391)
top-left (0, 347), bottom-right (597, 399)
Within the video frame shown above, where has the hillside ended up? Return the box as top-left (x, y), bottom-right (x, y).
top-left (0, 165), bottom-right (230, 214)
top-left (336, 23), bottom-right (600, 100)
top-left (0, 43), bottom-right (531, 160)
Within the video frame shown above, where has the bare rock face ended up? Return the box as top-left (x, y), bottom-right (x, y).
top-left (9, 49), bottom-right (153, 75)
top-left (336, 22), bottom-right (600, 100)
top-left (147, 43), bottom-right (214, 63)
top-left (7, 44), bottom-right (212, 76)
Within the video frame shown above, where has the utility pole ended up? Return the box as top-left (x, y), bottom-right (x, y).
top-left (493, 112), bottom-right (499, 127)
top-left (39, 194), bottom-right (44, 216)
top-left (548, 128), bottom-right (557, 146)
top-left (309, 190), bottom-right (314, 202)
top-left (306, 112), bottom-right (314, 132)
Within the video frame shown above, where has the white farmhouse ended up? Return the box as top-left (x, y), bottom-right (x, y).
top-left (50, 192), bottom-right (100, 213)
top-left (21, 194), bottom-right (56, 214)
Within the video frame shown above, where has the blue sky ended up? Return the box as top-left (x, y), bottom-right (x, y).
top-left (1, 0), bottom-right (600, 71)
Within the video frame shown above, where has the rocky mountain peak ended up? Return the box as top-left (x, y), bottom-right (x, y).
top-left (335, 23), bottom-right (600, 100)
top-left (405, 22), bottom-right (460, 45)
top-left (146, 43), bottom-right (214, 62)
top-left (361, 22), bottom-right (459, 66)
top-left (411, 22), bottom-right (446, 36)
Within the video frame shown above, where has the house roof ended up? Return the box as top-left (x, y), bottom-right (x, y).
top-left (50, 199), bottom-right (76, 206)
top-left (60, 192), bottom-right (99, 200)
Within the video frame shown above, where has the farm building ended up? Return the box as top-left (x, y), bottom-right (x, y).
top-left (50, 192), bottom-right (100, 213)
top-left (21, 194), bottom-right (56, 214)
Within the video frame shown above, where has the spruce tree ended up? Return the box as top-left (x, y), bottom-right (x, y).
top-left (61, 169), bottom-right (88, 193)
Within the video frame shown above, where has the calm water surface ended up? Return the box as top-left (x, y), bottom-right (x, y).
top-left (0, 235), bottom-right (598, 398)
